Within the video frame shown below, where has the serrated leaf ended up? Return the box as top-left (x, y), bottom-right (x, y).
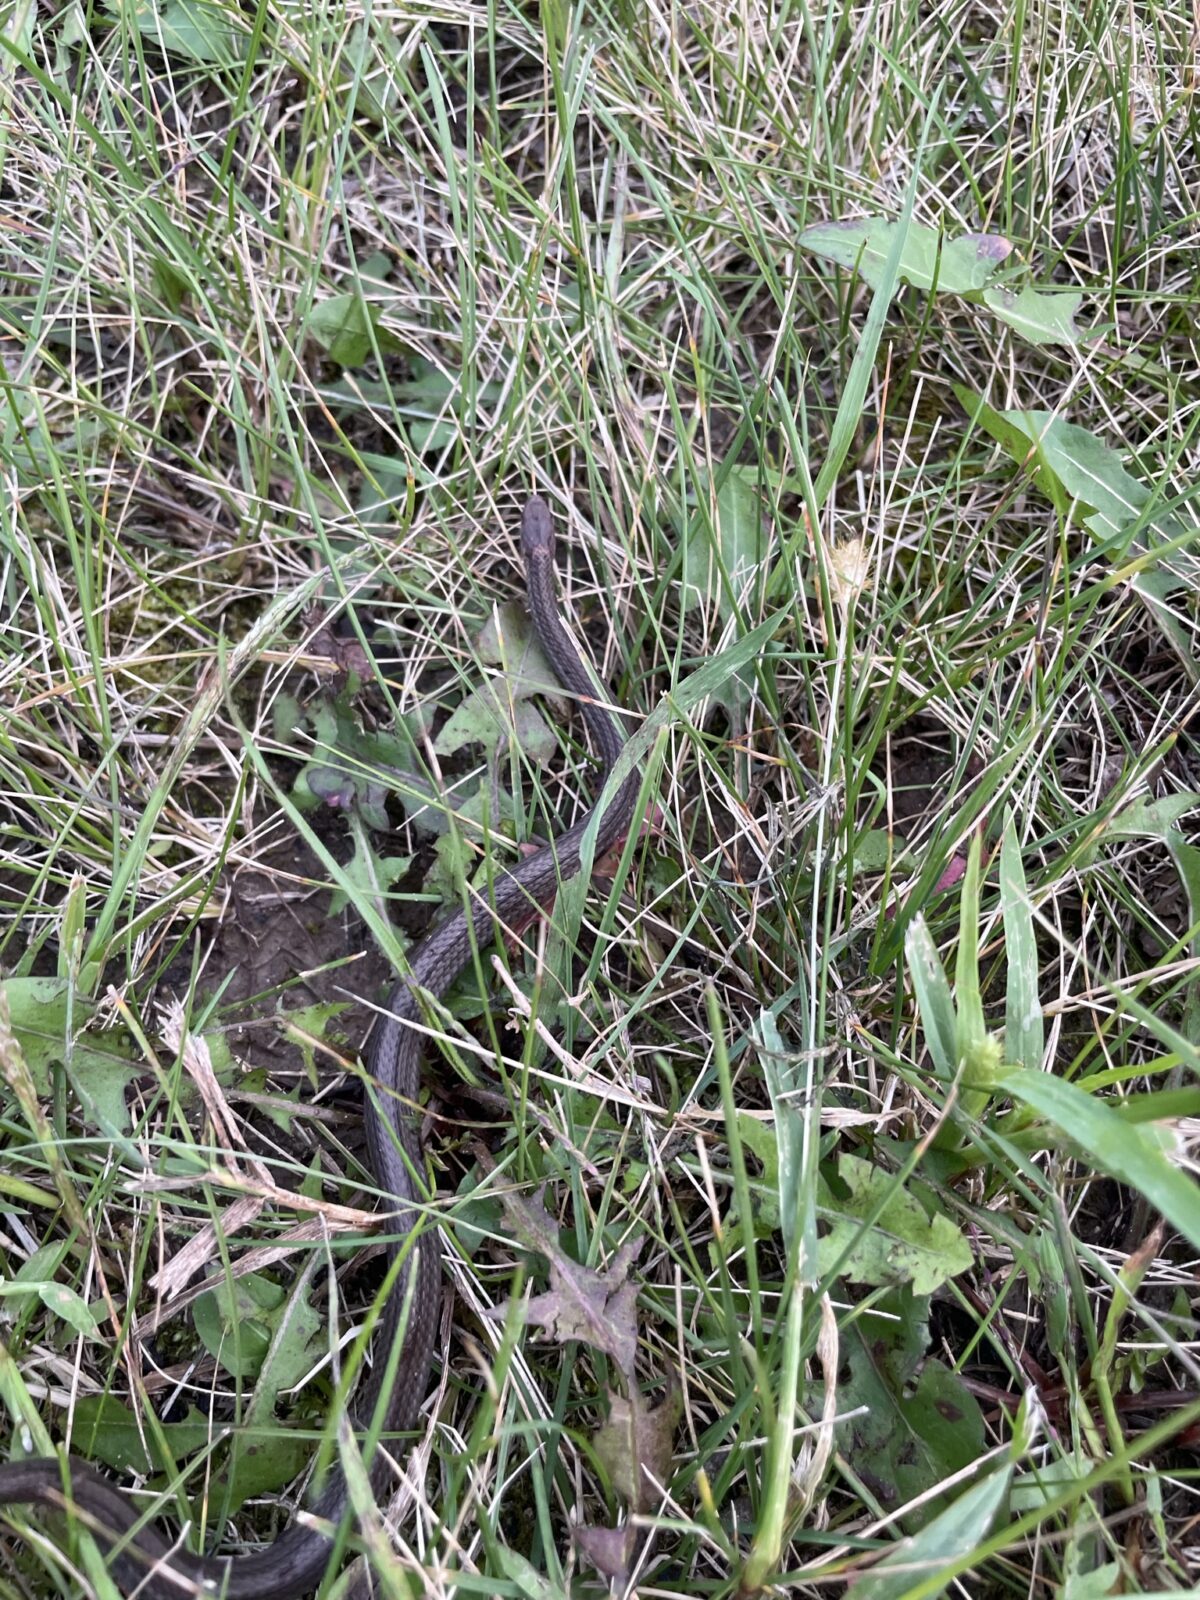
top-left (964, 403), bottom-right (1175, 544)
top-left (575, 1522), bottom-right (637, 1583)
top-left (288, 689), bottom-right (428, 833)
top-left (817, 1155), bottom-right (972, 1294)
top-left (327, 831), bottom-right (410, 916)
top-left (212, 1277), bottom-right (324, 1511)
top-left (955, 391), bottom-right (1074, 515)
top-left (0, 976), bottom-right (144, 1136)
top-left (434, 603), bottom-right (559, 763)
top-left (488, 1190), bottom-right (643, 1380)
top-left (593, 1383), bottom-right (681, 1511)
top-left (1010, 413), bottom-right (1153, 534)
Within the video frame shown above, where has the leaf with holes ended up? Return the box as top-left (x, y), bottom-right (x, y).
top-left (829, 1286), bottom-right (984, 1526)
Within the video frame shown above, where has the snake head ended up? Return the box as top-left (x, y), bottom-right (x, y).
top-left (521, 494), bottom-right (556, 562)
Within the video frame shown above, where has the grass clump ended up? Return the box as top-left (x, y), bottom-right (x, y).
top-left (1, 1), bottom-right (1198, 1596)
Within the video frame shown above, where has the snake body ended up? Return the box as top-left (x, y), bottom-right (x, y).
top-left (0, 496), bottom-right (638, 1598)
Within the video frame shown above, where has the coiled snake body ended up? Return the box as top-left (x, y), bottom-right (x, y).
top-left (0, 496), bottom-right (638, 1598)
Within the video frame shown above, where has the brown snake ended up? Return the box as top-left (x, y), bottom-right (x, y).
top-left (0, 496), bottom-right (639, 1597)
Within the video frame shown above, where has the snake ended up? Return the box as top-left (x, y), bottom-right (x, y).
top-left (0, 495), bottom-right (639, 1598)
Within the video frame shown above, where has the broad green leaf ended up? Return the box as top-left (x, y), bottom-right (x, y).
top-left (681, 467), bottom-right (765, 720)
top-left (356, 451), bottom-right (412, 530)
top-left (394, 362), bottom-right (504, 454)
top-left (1062, 1566), bottom-right (1124, 1600)
top-left (434, 602), bottom-right (558, 762)
top-left (326, 832), bottom-right (410, 917)
top-left (1104, 794), bottom-right (1200, 959)
top-left (0, 975), bottom-right (144, 1136)
top-left (755, 1008), bottom-right (813, 1265)
top-left (1003, 1069), bottom-right (1200, 1251)
top-left (799, 218), bottom-right (1010, 294)
top-left (1015, 414), bottom-right (1155, 535)
top-left (72, 1400), bottom-right (310, 1512)
top-left (494, 1546), bottom-right (567, 1598)
top-left (151, 253), bottom-right (192, 313)
top-left (1009, 1452), bottom-right (1096, 1511)
top-left (35, 1282), bottom-right (102, 1338)
top-left (729, 1109), bottom-right (780, 1234)
top-left (1107, 793), bottom-right (1200, 841)
top-left (338, 17), bottom-right (403, 124)
top-left (817, 1155), bottom-right (972, 1294)
top-left (851, 827), bottom-right (906, 873)
top-left (852, 1463), bottom-right (1012, 1600)
top-left (1000, 816), bottom-right (1043, 1072)
top-left (284, 690), bottom-right (429, 835)
top-left (955, 391), bottom-right (1073, 514)
top-left (216, 1428), bottom-right (312, 1511)
top-left (905, 916), bottom-right (957, 1082)
top-left (809, 178), bottom-right (922, 517)
top-left (800, 217), bottom-right (1084, 346)
top-left (982, 285), bottom-right (1084, 345)
top-left (1, 0), bottom-right (35, 61)
top-left (109, 0), bottom-right (247, 65)
top-left (824, 1287), bottom-right (984, 1525)
top-left (682, 467), bottom-right (764, 623)
top-left (73, 1395), bottom-right (210, 1475)
top-left (193, 1272), bottom-right (284, 1379)
top-left (960, 400), bottom-right (1180, 546)
top-left (958, 393), bottom-right (1197, 678)
top-left (307, 292), bottom-right (405, 368)
top-left (0, 1280), bottom-right (101, 1338)
top-left (213, 1277), bottom-right (324, 1511)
